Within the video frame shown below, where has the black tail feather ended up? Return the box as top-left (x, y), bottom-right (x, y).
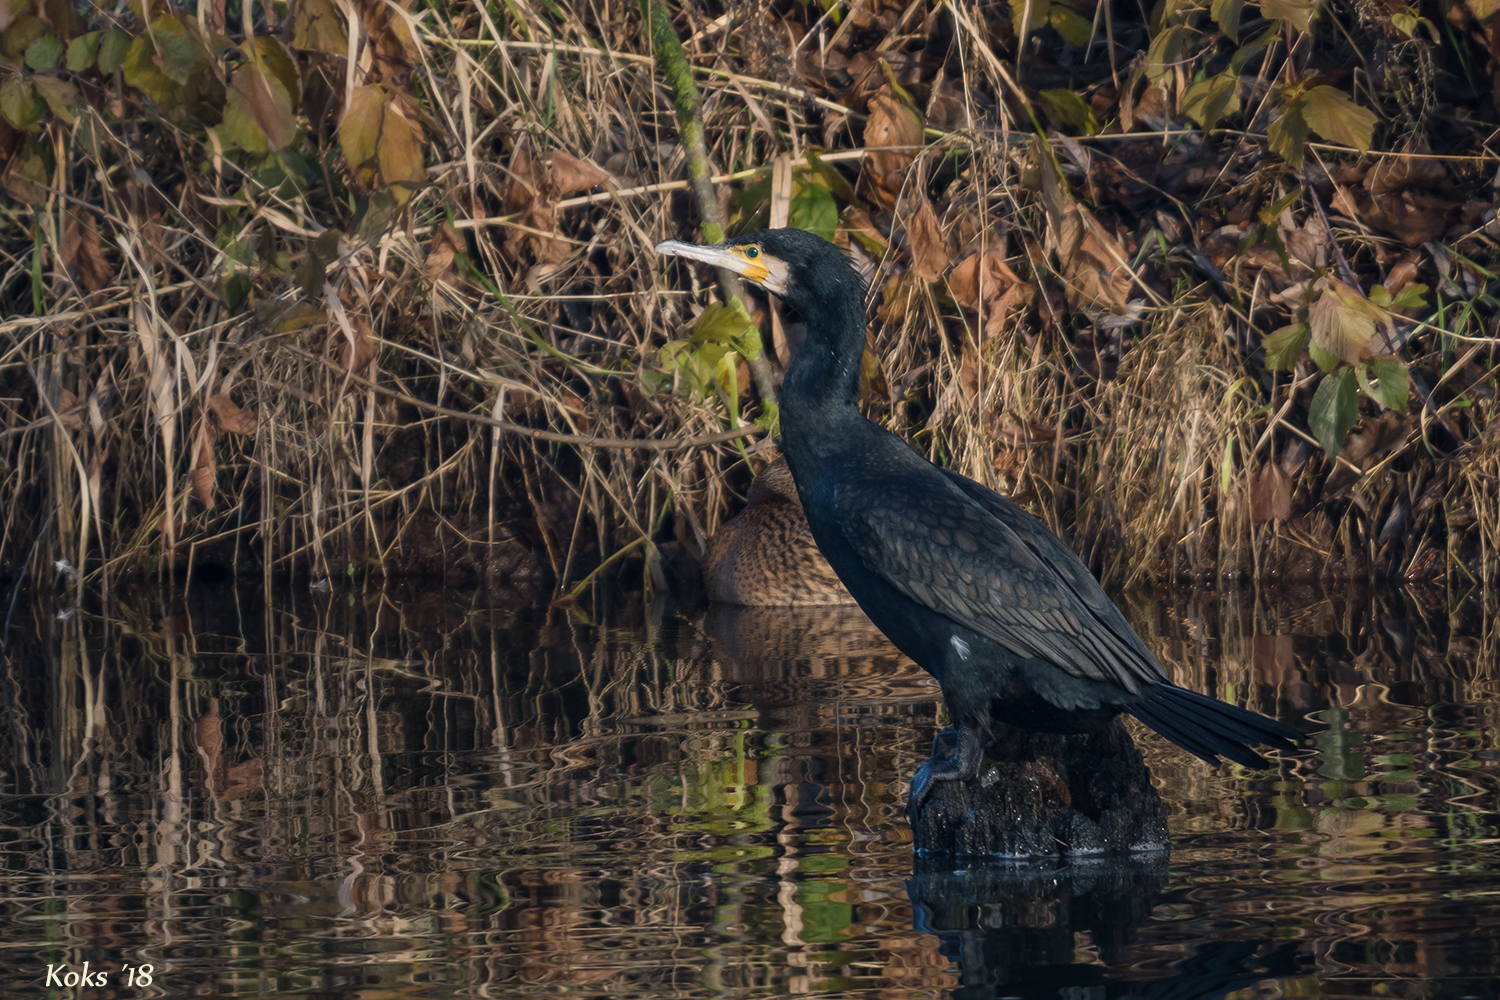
top-left (1128, 685), bottom-right (1302, 769)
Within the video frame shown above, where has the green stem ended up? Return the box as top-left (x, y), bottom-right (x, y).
top-left (646, 0), bottom-right (778, 412)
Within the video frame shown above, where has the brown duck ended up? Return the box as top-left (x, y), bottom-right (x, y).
top-left (703, 457), bottom-right (854, 606)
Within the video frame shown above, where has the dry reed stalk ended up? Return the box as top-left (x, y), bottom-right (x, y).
top-left (0, 0), bottom-right (1494, 602)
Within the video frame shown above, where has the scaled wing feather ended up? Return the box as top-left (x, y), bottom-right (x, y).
top-left (838, 474), bottom-right (1167, 692)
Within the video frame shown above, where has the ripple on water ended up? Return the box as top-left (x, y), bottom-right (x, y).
top-left (0, 583), bottom-right (1498, 999)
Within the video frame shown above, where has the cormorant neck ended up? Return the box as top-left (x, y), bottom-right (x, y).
top-left (779, 279), bottom-right (867, 431)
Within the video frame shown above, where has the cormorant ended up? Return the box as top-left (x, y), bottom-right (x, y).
top-left (656, 229), bottom-right (1301, 808)
top-left (703, 456), bottom-right (855, 606)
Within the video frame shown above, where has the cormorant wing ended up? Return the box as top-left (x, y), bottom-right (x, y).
top-left (837, 469), bottom-right (1168, 692)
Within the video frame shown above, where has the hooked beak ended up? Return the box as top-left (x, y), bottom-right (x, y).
top-left (654, 239), bottom-right (788, 295)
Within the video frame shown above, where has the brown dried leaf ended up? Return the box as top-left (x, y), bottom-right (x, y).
top-left (1038, 147), bottom-right (1132, 314)
top-left (949, 252), bottom-right (1017, 307)
top-left (906, 198), bottom-right (949, 281)
top-left (1385, 253), bottom-right (1421, 298)
top-left (546, 150), bottom-right (609, 196)
top-left (1330, 184), bottom-right (1362, 219)
top-left (376, 100), bottom-right (425, 203)
top-left (344, 316), bottom-right (378, 372)
top-left (192, 421), bottom-right (216, 510)
top-left (949, 252), bottom-right (1032, 335)
top-left (860, 331), bottom-right (889, 403)
top-left (208, 394), bottom-right (257, 435)
top-left (57, 389), bottom-right (83, 431)
top-left (61, 213), bottom-right (111, 291)
top-left (862, 87), bottom-right (922, 210)
top-left (504, 137), bottom-right (542, 212)
top-left (991, 411), bottom-right (1057, 447)
top-left (1364, 191), bottom-right (1459, 247)
top-left (1134, 86), bottom-right (1167, 125)
top-left (560, 390), bottom-right (590, 432)
top-left (1364, 154), bottom-right (1448, 196)
top-left (1308, 277), bottom-right (1385, 365)
top-left (425, 222), bottom-right (461, 282)
top-left (1250, 462), bottom-right (1292, 522)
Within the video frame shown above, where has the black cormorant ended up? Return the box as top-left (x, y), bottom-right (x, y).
top-left (656, 229), bottom-right (1301, 807)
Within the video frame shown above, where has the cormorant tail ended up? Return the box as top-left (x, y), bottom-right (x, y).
top-left (1128, 685), bottom-right (1301, 769)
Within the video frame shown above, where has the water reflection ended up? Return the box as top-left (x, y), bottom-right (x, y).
top-left (0, 582), bottom-right (1497, 997)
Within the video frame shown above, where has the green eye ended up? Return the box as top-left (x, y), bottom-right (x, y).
top-left (745, 246), bottom-right (760, 259)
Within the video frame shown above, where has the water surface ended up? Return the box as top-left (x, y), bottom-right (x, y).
top-left (1, 583), bottom-right (1498, 998)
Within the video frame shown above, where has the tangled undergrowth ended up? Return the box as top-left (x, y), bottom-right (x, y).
top-left (2, 0), bottom-right (1499, 600)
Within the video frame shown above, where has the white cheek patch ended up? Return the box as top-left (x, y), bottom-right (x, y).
top-left (762, 258), bottom-right (791, 295)
top-left (950, 636), bottom-right (971, 661)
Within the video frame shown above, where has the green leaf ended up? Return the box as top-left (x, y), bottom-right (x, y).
top-left (1146, 25), bottom-right (1187, 84)
top-left (1264, 225), bottom-right (1293, 277)
top-left (1368, 284), bottom-right (1392, 309)
top-left (1229, 27), bottom-right (1276, 75)
top-left (803, 150), bottom-right (858, 205)
top-left (291, 0), bottom-right (349, 55)
top-left (1262, 323), bottom-right (1309, 371)
top-left (1010, 0), bottom-right (1048, 33)
top-left (24, 32), bottom-right (62, 71)
top-left (1049, 4), bottom-right (1095, 46)
top-left (1267, 96), bottom-right (1309, 169)
top-left (1392, 283), bottom-right (1428, 310)
top-left (98, 28), bottom-right (130, 74)
top-left (245, 35), bottom-right (300, 107)
top-left (1040, 88), bottom-right (1100, 134)
top-left (1180, 71), bottom-right (1239, 130)
top-left (124, 26), bottom-right (206, 106)
top-left (155, 29), bottom-right (198, 84)
top-left (66, 31), bottom-right (100, 71)
top-left (32, 75), bottom-right (78, 123)
top-left (1257, 185), bottom-right (1301, 226)
top-left (1308, 338), bottom-right (1340, 372)
top-left (1309, 367), bottom-right (1359, 458)
top-left (1260, 0), bottom-right (1314, 32)
top-left (221, 56), bottom-right (296, 152)
top-left (1363, 356), bottom-right (1408, 412)
top-left (789, 182), bottom-right (838, 241)
top-left (1212, 0), bottom-right (1243, 38)
top-left (693, 297), bottom-right (762, 361)
top-left (1, 15), bottom-right (47, 59)
top-left (221, 271), bottom-right (251, 311)
top-left (1300, 86), bottom-right (1376, 152)
top-left (0, 77), bottom-right (39, 129)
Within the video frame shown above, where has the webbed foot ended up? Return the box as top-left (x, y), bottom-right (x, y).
top-left (905, 724), bottom-right (984, 820)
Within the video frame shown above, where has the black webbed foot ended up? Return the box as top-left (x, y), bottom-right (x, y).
top-left (905, 724), bottom-right (984, 820)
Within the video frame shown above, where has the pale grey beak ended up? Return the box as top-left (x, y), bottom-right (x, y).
top-left (654, 239), bottom-right (788, 294)
top-left (654, 240), bottom-right (740, 269)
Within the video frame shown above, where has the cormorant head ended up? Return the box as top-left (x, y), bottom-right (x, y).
top-left (654, 228), bottom-right (862, 317)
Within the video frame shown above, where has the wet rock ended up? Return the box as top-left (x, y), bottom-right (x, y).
top-left (909, 719), bottom-right (1168, 859)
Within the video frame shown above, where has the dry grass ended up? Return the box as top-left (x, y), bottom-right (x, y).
top-left (1, 0), bottom-right (1497, 599)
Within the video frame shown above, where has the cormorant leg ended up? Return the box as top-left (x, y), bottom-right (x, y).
top-left (905, 724), bottom-right (984, 818)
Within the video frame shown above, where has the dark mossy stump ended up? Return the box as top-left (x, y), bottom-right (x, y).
top-left (909, 719), bottom-right (1169, 859)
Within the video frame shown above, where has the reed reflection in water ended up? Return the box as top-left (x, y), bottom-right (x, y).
top-left (0, 582), bottom-right (1498, 998)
